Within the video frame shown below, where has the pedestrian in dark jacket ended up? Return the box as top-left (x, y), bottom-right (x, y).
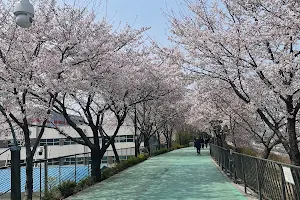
top-left (195, 138), bottom-right (201, 155)
top-left (205, 138), bottom-right (209, 148)
top-left (200, 138), bottom-right (204, 149)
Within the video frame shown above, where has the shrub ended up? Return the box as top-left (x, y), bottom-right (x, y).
top-left (137, 154), bottom-right (148, 161)
top-left (43, 188), bottom-right (61, 200)
top-left (152, 148), bottom-right (169, 156)
top-left (44, 154), bottom-right (150, 199)
top-left (267, 152), bottom-right (291, 164)
top-left (235, 147), bottom-right (258, 157)
top-left (102, 155), bottom-right (149, 180)
top-left (102, 167), bottom-right (117, 180)
top-left (75, 177), bottom-right (95, 192)
top-left (172, 143), bottom-right (185, 149)
top-left (57, 180), bottom-right (77, 198)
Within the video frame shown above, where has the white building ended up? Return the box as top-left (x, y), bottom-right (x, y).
top-left (0, 113), bottom-right (143, 167)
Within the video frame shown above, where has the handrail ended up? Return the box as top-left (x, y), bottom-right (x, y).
top-left (210, 144), bottom-right (300, 200)
top-left (233, 151), bottom-right (300, 169)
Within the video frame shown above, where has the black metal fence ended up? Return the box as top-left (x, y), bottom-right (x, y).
top-left (0, 147), bottom-right (135, 199)
top-left (210, 144), bottom-right (300, 200)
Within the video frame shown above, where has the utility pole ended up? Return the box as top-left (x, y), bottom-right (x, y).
top-left (11, 145), bottom-right (21, 200)
top-left (134, 105), bottom-right (138, 157)
top-left (44, 145), bottom-right (48, 194)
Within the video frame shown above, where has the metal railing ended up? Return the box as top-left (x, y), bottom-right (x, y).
top-left (210, 144), bottom-right (300, 200)
top-left (0, 146), bottom-right (136, 199)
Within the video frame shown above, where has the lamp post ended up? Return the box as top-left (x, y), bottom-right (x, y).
top-left (14, 0), bottom-right (34, 28)
top-left (0, 105), bottom-right (21, 200)
top-left (11, 1), bottom-right (34, 199)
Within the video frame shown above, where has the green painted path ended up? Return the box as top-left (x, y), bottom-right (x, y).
top-left (69, 147), bottom-right (247, 200)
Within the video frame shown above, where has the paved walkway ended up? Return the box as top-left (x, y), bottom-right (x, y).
top-left (69, 147), bottom-right (248, 200)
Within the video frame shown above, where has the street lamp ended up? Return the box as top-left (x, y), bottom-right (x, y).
top-left (14, 0), bottom-right (34, 28)
top-left (10, 1), bottom-right (34, 199)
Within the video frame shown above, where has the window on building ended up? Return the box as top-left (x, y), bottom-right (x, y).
top-left (101, 156), bottom-right (107, 164)
top-left (63, 157), bottom-right (76, 165)
top-left (63, 139), bottom-right (77, 145)
top-left (126, 135), bottom-right (134, 142)
top-left (7, 140), bottom-right (24, 147)
top-left (76, 157), bottom-right (84, 165)
top-left (40, 139), bottom-right (60, 146)
top-left (119, 156), bottom-right (127, 160)
top-left (48, 158), bottom-right (60, 166)
top-left (7, 159), bottom-right (25, 166)
top-left (119, 136), bottom-right (126, 143)
top-left (114, 136), bottom-right (120, 143)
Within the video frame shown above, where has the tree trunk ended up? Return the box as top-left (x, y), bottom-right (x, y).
top-left (111, 141), bottom-right (120, 163)
top-left (287, 118), bottom-right (300, 165)
top-left (25, 155), bottom-right (33, 200)
top-left (262, 147), bottom-right (271, 159)
top-left (169, 131), bottom-right (173, 148)
top-left (216, 135), bottom-right (222, 147)
top-left (144, 136), bottom-right (150, 154)
top-left (178, 133), bottom-right (182, 145)
top-left (91, 147), bottom-right (101, 182)
top-left (137, 138), bottom-right (141, 155)
top-left (221, 134), bottom-right (227, 148)
top-left (165, 135), bottom-right (169, 149)
top-left (157, 132), bottom-right (161, 149)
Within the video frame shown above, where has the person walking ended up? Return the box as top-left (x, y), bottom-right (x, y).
top-left (200, 137), bottom-right (204, 149)
top-left (195, 138), bottom-right (201, 155)
top-left (205, 138), bottom-right (209, 148)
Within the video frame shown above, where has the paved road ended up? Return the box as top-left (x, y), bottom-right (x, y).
top-left (69, 147), bottom-right (248, 200)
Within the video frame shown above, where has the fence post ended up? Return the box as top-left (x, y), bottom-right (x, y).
top-left (241, 156), bottom-right (247, 194)
top-left (74, 155), bottom-right (77, 183)
top-left (10, 146), bottom-right (21, 200)
top-left (88, 154), bottom-right (90, 176)
top-left (256, 159), bottom-right (262, 200)
top-left (232, 153), bottom-right (237, 183)
top-left (222, 149), bottom-right (225, 171)
top-left (280, 166), bottom-right (286, 200)
top-left (59, 158), bottom-right (61, 185)
top-left (227, 151), bottom-right (230, 175)
top-left (229, 150), bottom-right (235, 181)
top-left (40, 162), bottom-right (42, 200)
top-left (44, 144), bottom-right (48, 194)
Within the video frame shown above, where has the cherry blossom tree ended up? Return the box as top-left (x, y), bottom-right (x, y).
top-left (169, 0), bottom-right (300, 165)
top-left (133, 83), bottom-right (189, 152)
top-left (187, 74), bottom-right (282, 157)
top-left (0, 0), bottom-right (67, 198)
